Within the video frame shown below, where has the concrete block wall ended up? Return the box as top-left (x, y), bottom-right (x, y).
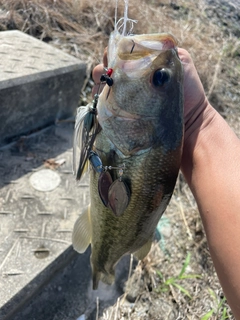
top-left (0, 30), bottom-right (86, 146)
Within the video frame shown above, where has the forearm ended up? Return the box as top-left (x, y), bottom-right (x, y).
top-left (181, 104), bottom-right (240, 318)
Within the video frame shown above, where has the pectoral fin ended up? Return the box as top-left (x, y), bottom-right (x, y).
top-left (72, 205), bottom-right (91, 253)
top-left (133, 239), bottom-right (152, 260)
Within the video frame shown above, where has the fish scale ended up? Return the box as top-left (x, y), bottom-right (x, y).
top-left (79, 126), bottom-right (182, 288)
top-left (72, 10), bottom-right (183, 289)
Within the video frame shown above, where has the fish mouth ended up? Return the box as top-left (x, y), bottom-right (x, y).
top-left (118, 33), bottom-right (178, 58)
top-left (113, 33), bottom-right (178, 79)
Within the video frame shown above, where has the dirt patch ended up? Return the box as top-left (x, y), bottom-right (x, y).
top-left (0, 0), bottom-right (239, 319)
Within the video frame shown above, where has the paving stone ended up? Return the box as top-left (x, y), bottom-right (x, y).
top-left (0, 30), bottom-right (86, 146)
top-left (0, 121), bottom-right (90, 319)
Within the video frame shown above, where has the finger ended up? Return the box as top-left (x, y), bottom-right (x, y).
top-left (92, 47), bottom-right (108, 97)
top-left (177, 48), bottom-right (191, 64)
top-left (92, 63), bottom-right (105, 83)
top-left (103, 47), bottom-right (108, 67)
top-left (92, 64), bottom-right (105, 97)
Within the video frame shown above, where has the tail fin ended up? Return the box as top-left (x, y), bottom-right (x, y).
top-left (92, 265), bottom-right (115, 290)
top-left (92, 269), bottom-right (101, 290)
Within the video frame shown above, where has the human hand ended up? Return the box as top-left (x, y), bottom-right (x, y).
top-left (177, 48), bottom-right (211, 141)
top-left (92, 48), bottom-right (108, 97)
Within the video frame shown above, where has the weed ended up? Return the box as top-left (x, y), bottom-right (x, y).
top-left (201, 289), bottom-right (230, 320)
top-left (155, 253), bottom-right (201, 298)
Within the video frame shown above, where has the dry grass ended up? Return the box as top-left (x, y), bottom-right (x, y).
top-left (0, 0), bottom-right (239, 318)
top-left (0, 0), bottom-right (239, 119)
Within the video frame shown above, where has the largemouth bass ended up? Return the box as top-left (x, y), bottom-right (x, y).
top-left (72, 10), bottom-right (184, 290)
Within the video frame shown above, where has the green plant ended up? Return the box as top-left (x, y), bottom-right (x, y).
top-left (201, 289), bottom-right (229, 320)
top-left (155, 253), bottom-right (201, 298)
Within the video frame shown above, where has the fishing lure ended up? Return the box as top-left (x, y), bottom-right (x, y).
top-left (98, 163), bottom-right (130, 216)
top-left (73, 93), bottom-right (100, 181)
top-left (73, 68), bottom-right (114, 181)
top-left (73, 67), bottom-right (131, 216)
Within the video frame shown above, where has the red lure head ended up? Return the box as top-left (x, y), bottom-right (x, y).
top-left (106, 68), bottom-right (113, 77)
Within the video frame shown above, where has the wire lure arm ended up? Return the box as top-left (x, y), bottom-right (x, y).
top-left (73, 66), bottom-right (130, 216)
top-left (73, 93), bottom-right (100, 181)
top-left (73, 68), bottom-right (114, 181)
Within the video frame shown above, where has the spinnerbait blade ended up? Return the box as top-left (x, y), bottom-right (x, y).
top-left (108, 179), bottom-right (130, 216)
top-left (98, 171), bottom-right (113, 207)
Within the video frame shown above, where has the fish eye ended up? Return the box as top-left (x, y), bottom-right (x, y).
top-left (152, 68), bottom-right (170, 87)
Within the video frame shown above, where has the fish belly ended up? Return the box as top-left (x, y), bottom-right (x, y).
top-left (89, 132), bottom-right (181, 288)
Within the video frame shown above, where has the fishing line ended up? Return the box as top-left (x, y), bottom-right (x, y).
top-left (122, 0), bottom-right (129, 36)
top-left (115, 0), bottom-right (118, 31)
